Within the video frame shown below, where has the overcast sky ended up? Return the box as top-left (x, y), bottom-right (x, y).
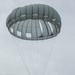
top-left (0, 0), bottom-right (75, 75)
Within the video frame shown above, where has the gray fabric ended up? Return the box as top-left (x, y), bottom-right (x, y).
top-left (6, 4), bottom-right (61, 40)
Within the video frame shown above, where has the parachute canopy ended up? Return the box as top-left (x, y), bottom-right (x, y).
top-left (6, 4), bottom-right (61, 40)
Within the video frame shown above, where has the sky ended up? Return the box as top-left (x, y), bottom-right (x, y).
top-left (0, 0), bottom-right (75, 75)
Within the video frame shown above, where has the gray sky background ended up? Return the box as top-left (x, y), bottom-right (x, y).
top-left (0, 0), bottom-right (75, 75)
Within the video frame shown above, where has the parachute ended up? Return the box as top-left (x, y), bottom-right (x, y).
top-left (6, 4), bottom-right (61, 75)
top-left (6, 4), bottom-right (61, 40)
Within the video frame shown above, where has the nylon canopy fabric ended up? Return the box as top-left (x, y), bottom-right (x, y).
top-left (6, 4), bottom-right (61, 40)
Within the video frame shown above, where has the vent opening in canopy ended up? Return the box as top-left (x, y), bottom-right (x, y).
top-left (26, 33), bottom-right (32, 38)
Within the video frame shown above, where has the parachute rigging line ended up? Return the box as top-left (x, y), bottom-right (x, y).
top-left (11, 36), bottom-right (31, 75)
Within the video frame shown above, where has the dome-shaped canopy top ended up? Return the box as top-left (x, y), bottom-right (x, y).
top-left (6, 4), bottom-right (61, 40)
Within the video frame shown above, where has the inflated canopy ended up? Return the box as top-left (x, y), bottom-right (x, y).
top-left (6, 4), bottom-right (61, 40)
